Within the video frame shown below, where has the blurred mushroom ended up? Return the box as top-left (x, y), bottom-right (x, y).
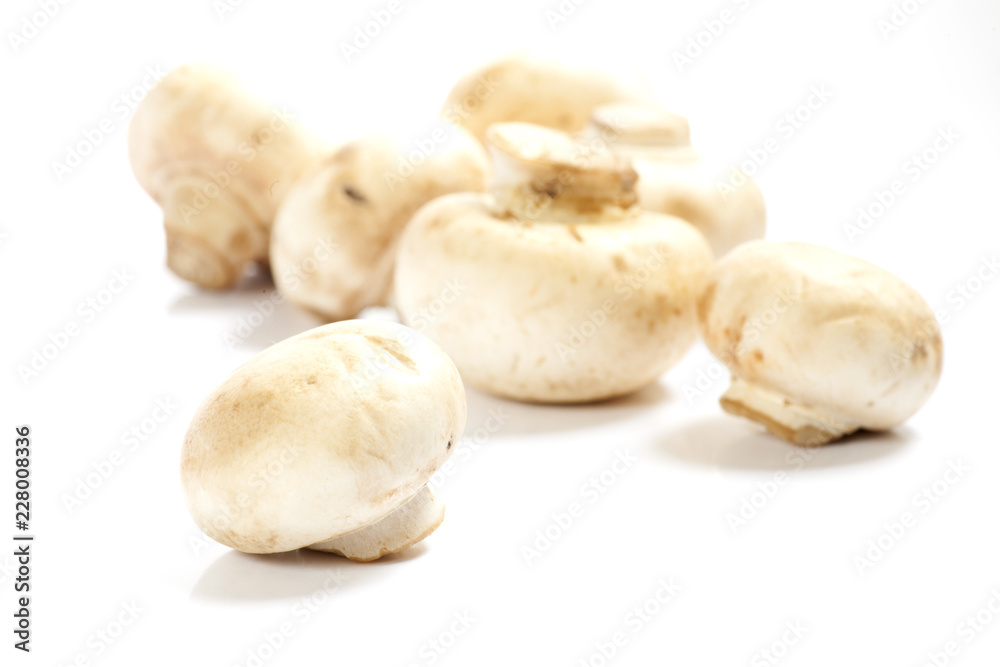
top-left (270, 126), bottom-right (489, 321)
top-left (441, 53), bottom-right (638, 145)
top-left (588, 102), bottom-right (766, 257)
top-left (129, 64), bottom-right (322, 288)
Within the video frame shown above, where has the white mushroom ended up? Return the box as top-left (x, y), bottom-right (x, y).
top-left (129, 64), bottom-right (323, 289)
top-left (587, 102), bottom-right (766, 257)
top-left (394, 122), bottom-right (713, 403)
top-left (698, 241), bottom-right (943, 445)
top-left (270, 126), bottom-right (490, 321)
top-left (181, 320), bottom-right (465, 561)
top-left (441, 53), bottom-right (639, 145)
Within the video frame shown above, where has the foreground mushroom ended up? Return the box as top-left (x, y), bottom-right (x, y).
top-left (441, 53), bottom-right (638, 145)
top-left (698, 241), bottom-right (943, 445)
top-left (181, 320), bottom-right (465, 561)
top-left (394, 122), bottom-right (713, 403)
top-left (588, 102), bottom-right (766, 257)
top-left (129, 64), bottom-right (322, 289)
top-left (270, 127), bottom-right (490, 321)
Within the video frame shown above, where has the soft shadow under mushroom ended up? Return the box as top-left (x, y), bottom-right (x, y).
top-left (191, 543), bottom-right (427, 603)
top-left (463, 381), bottom-right (672, 437)
top-left (169, 273), bottom-right (322, 351)
top-left (168, 263), bottom-right (275, 307)
top-left (657, 415), bottom-right (913, 471)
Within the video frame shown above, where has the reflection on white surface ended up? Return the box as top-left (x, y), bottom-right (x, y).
top-left (464, 380), bottom-right (672, 437)
top-left (192, 544), bottom-right (427, 603)
top-left (659, 415), bottom-right (912, 471)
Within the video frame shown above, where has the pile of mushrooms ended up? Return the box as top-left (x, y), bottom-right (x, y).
top-left (130, 54), bottom-right (943, 562)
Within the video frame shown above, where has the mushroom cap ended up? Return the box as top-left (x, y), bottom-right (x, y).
top-left (181, 320), bottom-right (466, 554)
top-left (128, 64), bottom-right (320, 222)
top-left (441, 53), bottom-right (637, 144)
top-left (698, 241), bottom-right (943, 437)
top-left (394, 192), bottom-right (713, 402)
top-left (128, 63), bottom-right (322, 288)
top-left (270, 127), bottom-right (489, 321)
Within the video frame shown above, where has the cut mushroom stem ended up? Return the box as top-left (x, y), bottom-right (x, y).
top-left (394, 122), bottom-right (713, 403)
top-left (486, 122), bottom-right (638, 223)
top-left (308, 486), bottom-right (444, 562)
top-left (720, 378), bottom-right (859, 447)
top-left (698, 242), bottom-right (942, 446)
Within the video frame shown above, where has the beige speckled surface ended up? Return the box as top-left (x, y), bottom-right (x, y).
top-left (180, 320), bottom-right (466, 555)
top-left (698, 241), bottom-right (943, 443)
top-left (269, 126), bottom-right (490, 321)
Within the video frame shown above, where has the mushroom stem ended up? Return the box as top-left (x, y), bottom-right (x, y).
top-left (719, 378), bottom-right (859, 447)
top-left (162, 176), bottom-right (266, 289)
top-left (486, 123), bottom-right (638, 223)
top-left (307, 486), bottom-right (444, 562)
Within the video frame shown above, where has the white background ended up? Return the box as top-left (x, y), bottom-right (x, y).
top-left (3, 0), bottom-right (1000, 665)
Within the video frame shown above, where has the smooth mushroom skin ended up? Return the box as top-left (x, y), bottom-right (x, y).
top-left (588, 102), bottom-right (766, 257)
top-left (698, 241), bottom-right (943, 445)
top-left (270, 127), bottom-right (490, 321)
top-left (308, 485), bottom-right (444, 562)
top-left (394, 122), bottom-right (713, 404)
top-left (180, 320), bottom-right (466, 559)
top-left (129, 64), bottom-right (323, 289)
top-left (441, 53), bottom-right (639, 145)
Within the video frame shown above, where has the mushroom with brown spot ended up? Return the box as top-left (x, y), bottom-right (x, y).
top-left (394, 122), bottom-right (713, 403)
top-left (181, 320), bottom-right (466, 561)
top-left (269, 126), bottom-right (490, 321)
top-left (697, 241), bottom-right (943, 445)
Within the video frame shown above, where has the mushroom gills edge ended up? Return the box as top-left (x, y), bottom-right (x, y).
top-left (720, 378), bottom-right (860, 447)
top-left (307, 485), bottom-right (444, 562)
